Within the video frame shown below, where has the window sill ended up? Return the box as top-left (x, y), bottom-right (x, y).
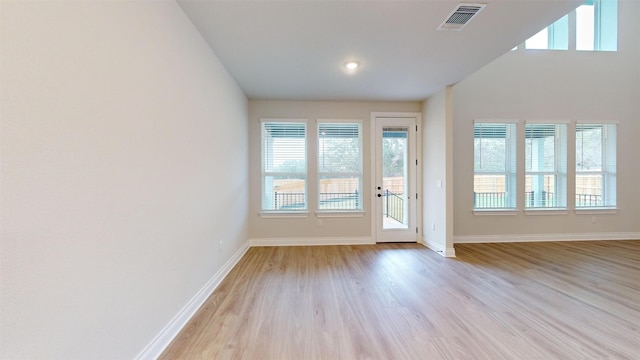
top-left (574, 208), bottom-right (618, 215)
top-left (315, 211), bottom-right (365, 218)
top-left (525, 209), bottom-right (568, 215)
top-left (259, 211), bottom-right (310, 219)
top-left (473, 209), bottom-right (519, 216)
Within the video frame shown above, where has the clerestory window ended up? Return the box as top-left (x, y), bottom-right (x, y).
top-left (523, 0), bottom-right (617, 52)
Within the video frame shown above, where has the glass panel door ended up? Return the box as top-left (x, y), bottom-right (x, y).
top-left (374, 116), bottom-right (417, 243)
top-left (382, 127), bottom-right (409, 229)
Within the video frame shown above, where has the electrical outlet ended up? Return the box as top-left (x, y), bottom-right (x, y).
top-left (218, 241), bottom-right (223, 250)
top-left (432, 223), bottom-right (436, 231)
top-left (591, 216), bottom-right (597, 223)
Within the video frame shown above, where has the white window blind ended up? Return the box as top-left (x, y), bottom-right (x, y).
top-left (474, 122), bottom-right (517, 209)
top-left (576, 123), bottom-right (617, 208)
top-left (525, 123), bottom-right (568, 208)
top-left (318, 122), bottom-right (362, 210)
top-left (261, 120), bottom-right (307, 211)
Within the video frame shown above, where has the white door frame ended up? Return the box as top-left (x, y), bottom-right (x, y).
top-left (370, 112), bottom-right (422, 243)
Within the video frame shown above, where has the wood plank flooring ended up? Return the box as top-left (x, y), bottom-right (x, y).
top-left (160, 241), bottom-right (640, 359)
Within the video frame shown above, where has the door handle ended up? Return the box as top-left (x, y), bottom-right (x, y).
top-left (377, 194), bottom-right (382, 197)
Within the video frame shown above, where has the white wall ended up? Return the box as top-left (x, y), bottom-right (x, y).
top-left (248, 100), bottom-right (421, 240)
top-left (0, 2), bottom-right (248, 359)
top-left (451, 0), bottom-right (640, 240)
top-left (422, 87), bottom-right (455, 255)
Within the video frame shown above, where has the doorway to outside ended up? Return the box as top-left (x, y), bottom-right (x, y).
top-left (372, 113), bottom-right (419, 243)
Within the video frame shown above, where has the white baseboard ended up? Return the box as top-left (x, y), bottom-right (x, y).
top-left (250, 236), bottom-right (374, 247)
top-left (134, 236), bottom-right (378, 359)
top-left (134, 240), bottom-right (250, 360)
top-left (134, 231), bottom-right (639, 359)
top-left (454, 232), bottom-right (640, 244)
top-left (420, 236), bottom-right (456, 257)
top-left (143, 231), bottom-right (640, 358)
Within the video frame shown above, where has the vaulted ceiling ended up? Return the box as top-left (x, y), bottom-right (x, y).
top-left (178, 0), bottom-right (582, 101)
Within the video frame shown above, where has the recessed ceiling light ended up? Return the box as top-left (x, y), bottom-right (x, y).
top-left (344, 61), bottom-right (360, 70)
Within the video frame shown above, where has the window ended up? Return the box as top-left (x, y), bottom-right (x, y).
top-left (261, 120), bottom-right (307, 211)
top-left (525, 15), bottom-right (569, 50)
top-left (576, 123), bottom-right (617, 208)
top-left (318, 121), bottom-right (362, 211)
top-left (576, 0), bottom-right (617, 51)
top-left (523, 0), bottom-right (617, 52)
top-left (525, 123), bottom-right (568, 209)
top-left (474, 122), bottom-right (517, 210)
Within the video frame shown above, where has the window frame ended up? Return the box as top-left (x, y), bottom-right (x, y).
top-left (520, 0), bottom-right (618, 52)
top-left (316, 119), bottom-right (364, 214)
top-left (524, 14), bottom-right (569, 50)
top-left (575, 122), bottom-right (617, 210)
top-left (524, 121), bottom-right (568, 210)
top-left (576, 0), bottom-right (618, 52)
top-left (260, 118), bottom-right (309, 214)
top-left (473, 120), bottom-right (519, 213)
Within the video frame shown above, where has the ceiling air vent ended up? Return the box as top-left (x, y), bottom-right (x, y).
top-left (438, 3), bottom-right (486, 31)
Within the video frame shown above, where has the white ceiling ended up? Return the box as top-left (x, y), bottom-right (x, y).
top-left (178, 0), bottom-right (582, 101)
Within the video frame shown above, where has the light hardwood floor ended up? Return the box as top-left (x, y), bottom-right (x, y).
top-left (160, 241), bottom-right (640, 359)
